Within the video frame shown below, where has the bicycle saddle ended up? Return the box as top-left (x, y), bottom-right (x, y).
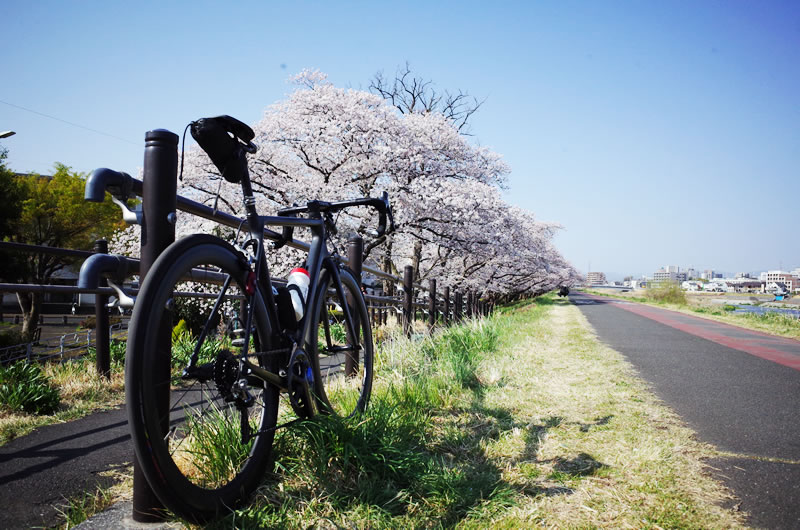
top-left (190, 115), bottom-right (255, 183)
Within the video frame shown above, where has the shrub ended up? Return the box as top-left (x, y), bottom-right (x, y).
top-left (0, 329), bottom-right (27, 363)
top-left (0, 362), bottom-right (61, 415)
top-left (645, 282), bottom-right (686, 305)
top-left (0, 328), bottom-right (25, 349)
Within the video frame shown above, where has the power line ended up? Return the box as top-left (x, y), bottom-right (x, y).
top-left (0, 99), bottom-right (140, 146)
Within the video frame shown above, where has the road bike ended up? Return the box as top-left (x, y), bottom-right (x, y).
top-left (125, 115), bottom-right (394, 522)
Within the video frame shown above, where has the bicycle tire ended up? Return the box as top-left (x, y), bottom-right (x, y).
top-left (305, 265), bottom-right (374, 417)
top-left (126, 234), bottom-right (279, 522)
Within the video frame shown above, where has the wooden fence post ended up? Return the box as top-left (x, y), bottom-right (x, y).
top-left (403, 265), bottom-right (414, 337)
top-left (346, 235), bottom-right (363, 377)
top-left (443, 286), bottom-right (450, 326)
top-left (428, 279), bottom-right (437, 332)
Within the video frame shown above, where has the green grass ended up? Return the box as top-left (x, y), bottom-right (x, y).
top-left (4, 298), bottom-right (750, 528)
top-left (186, 297), bottom-right (745, 528)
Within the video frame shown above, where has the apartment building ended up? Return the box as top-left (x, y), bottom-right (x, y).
top-left (586, 272), bottom-right (607, 285)
top-left (762, 271), bottom-right (800, 292)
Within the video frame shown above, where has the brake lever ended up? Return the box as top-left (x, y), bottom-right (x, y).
top-left (324, 212), bottom-right (338, 236)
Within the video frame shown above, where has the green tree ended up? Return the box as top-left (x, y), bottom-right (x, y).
top-left (0, 148), bottom-right (25, 323)
top-left (2, 162), bottom-right (123, 340)
top-left (0, 148), bottom-right (23, 239)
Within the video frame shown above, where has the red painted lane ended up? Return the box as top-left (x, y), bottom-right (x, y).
top-left (583, 295), bottom-right (800, 371)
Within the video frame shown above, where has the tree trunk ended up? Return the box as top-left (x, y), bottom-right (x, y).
top-left (16, 291), bottom-right (42, 342)
top-left (411, 240), bottom-right (423, 282)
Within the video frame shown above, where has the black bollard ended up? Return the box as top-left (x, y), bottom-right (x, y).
top-left (132, 129), bottom-right (178, 523)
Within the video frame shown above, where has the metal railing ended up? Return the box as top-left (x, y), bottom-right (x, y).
top-left (0, 240), bottom-right (125, 376)
top-left (0, 322), bottom-right (128, 365)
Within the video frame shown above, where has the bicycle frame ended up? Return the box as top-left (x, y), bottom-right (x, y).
top-left (206, 191), bottom-right (361, 397)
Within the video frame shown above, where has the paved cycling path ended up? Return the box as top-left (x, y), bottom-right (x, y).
top-left (0, 406), bottom-right (133, 529)
top-left (572, 293), bottom-right (800, 529)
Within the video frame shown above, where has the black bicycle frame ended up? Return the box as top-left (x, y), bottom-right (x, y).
top-left (224, 175), bottom-right (363, 393)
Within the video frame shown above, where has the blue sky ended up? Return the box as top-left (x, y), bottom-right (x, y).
top-left (2, 1), bottom-right (798, 279)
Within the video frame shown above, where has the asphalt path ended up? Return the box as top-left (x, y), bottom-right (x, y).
top-left (0, 406), bottom-right (132, 529)
top-left (571, 292), bottom-right (800, 529)
top-left (0, 357), bottom-right (339, 528)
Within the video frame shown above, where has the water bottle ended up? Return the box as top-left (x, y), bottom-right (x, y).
top-left (287, 267), bottom-right (310, 321)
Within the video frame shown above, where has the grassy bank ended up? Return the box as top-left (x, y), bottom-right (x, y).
top-left (184, 297), bottom-right (744, 528)
top-left (0, 355), bottom-right (125, 445)
top-left (583, 288), bottom-right (800, 341)
top-left (15, 297), bottom-right (748, 528)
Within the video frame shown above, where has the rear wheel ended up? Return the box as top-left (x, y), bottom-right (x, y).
top-left (305, 266), bottom-right (373, 417)
top-left (126, 235), bottom-right (279, 523)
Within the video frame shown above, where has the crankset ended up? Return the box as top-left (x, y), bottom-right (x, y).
top-left (286, 347), bottom-right (316, 418)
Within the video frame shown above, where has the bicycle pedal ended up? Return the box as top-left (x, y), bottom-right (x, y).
top-left (231, 338), bottom-right (245, 347)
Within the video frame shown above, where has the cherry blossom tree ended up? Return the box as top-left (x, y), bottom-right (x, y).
top-left (111, 69), bottom-right (579, 299)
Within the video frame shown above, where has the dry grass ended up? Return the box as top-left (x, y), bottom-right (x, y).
top-left (466, 299), bottom-right (747, 528)
top-left (54, 464), bottom-right (133, 529)
top-left (206, 299), bottom-right (748, 528)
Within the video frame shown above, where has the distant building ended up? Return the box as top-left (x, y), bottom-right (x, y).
top-left (704, 282), bottom-right (728, 292)
top-left (653, 266), bottom-right (680, 284)
top-left (762, 271), bottom-right (800, 293)
top-left (682, 281), bottom-right (703, 291)
top-left (766, 282), bottom-right (790, 295)
top-left (586, 272), bottom-right (607, 285)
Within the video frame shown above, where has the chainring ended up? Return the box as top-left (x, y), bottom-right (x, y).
top-left (287, 348), bottom-right (316, 418)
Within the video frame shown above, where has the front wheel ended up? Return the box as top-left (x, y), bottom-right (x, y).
top-left (305, 266), bottom-right (374, 417)
top-left (126, 235), bottom-right (279, 523)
